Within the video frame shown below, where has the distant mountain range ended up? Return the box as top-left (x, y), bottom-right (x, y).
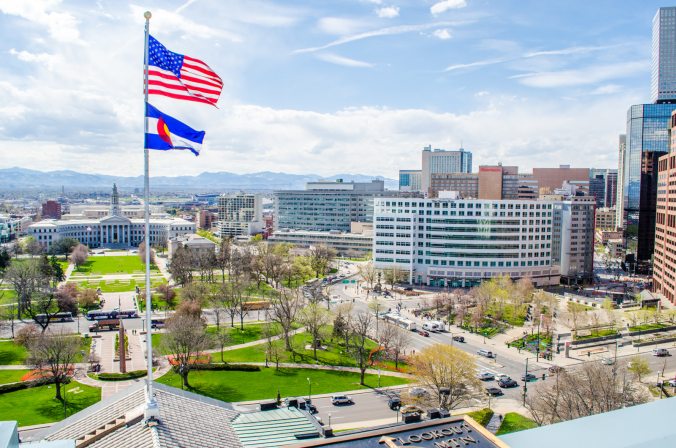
top-left (0, 167), bottom-right (398, 192)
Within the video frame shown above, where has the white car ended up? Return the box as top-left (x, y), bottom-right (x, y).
top-left (668, 379), bottom-right (676, 387)
top-left (495, 373), bottom-right (510, 382)
top-left (331, 394), bottom-right (352, 405)
top-left (477, 372), bottom-right (495, 381)
top-left (408, 387), bottom-right (428, 397)
top-left (601, 357), bottom-right (615, 365)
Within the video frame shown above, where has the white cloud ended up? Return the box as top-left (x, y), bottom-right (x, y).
top-left (590, 84), bottom-right (622, 95)
top-left (9, 49), bottom-right (60, 70)
top-left (376, 6), bottom-right (399, 19)
top-left (433, 29), bottom-right (452, 40)
top-left (317, 17), bottom-right (371, 35)
top-left (430, 0), bottom-right (467, 16)
top-left (512, 61), bottom-right (647, 88)
top-left (0, 0), bottom-right (80, 42)
top-left (129, 5), bottom-right (242, 42)
top-left (295, 20), bottom-right (470, 54)
top-left (445, 57), bottom-right (507, 72)
top-left (316, 53), bottom-right (374, 68)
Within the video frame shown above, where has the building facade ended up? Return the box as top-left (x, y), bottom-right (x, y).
top-left (589, 168), bottom-right (618, 208)
top-left (274, 180), bottom-right (387, 232)
top-left (27, 185), bottom-right (194, 250)
top-left (428, 173), bottom-right (478, 198)
top-left (269, 223), bottom-right (373, 256)
top-left (372, 198), bottom-right (561, 287)
top-left (398, 169), bottom-right (422, 192)
top-left (532, 165), bottom-right (590, 195)
top-left (41, 200), bottom-right (62, 219)
top-left (651, 7), bottom-right (676, 103)
top-left (0, 215), bottom-right (31, 243)
top-left (478, 165), bottom-right (519, 200)
top-left (217, 193), bottom-right (263, 237)
top-left (554, 196), bottom-right (596, 283)
top-left (421, 146), bottom-right (472, 194)
top-left (595, 207), bottom-right (617, 230)
top-left (616, 134), bottom-right (627, 226)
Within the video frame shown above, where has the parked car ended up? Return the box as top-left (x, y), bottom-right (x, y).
top-left (331, 395), bottom-right (353, 405)
top-left (408, 387), bottom-right (428, 397)
top-left (601, 357), bottom-right (615, 365)
top-left (400, 405), bottom-right (424, 415)
top-left (668, 379), bottom-right (676, 387)
top-left (388, 397), bottom-right (401, 410)
top-left (495, 373), bottom-right (510, 382)
top-left (653, 348), bottom-right (670, 357)
top-left (477, 349), bottom-right (494, 358)
top-left (404, 287), bottom-right (414, 291)
top-left (418, 330), bottom-right (430, 337)
top-left (452, 336), bottom-right (465, 343)
top-left (477, 372), bottom-right (495, 381)
top-left (521, 373), bottom-right (537, 382)
top-left (498, 378), bottom-right (518, 388)
top-left (485, 387), bottom-right (503, 397)
top-left (548, 365), bottom-right (564, 374)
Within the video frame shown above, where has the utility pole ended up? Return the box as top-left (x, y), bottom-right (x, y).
top-left (522, 357), bottom-right (529, 406)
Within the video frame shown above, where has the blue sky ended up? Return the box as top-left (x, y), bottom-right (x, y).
top-left (0, 0), bottom-right (667, 178)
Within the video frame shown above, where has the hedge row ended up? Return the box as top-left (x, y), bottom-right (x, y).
top-left (189, 363), bottom-right (261, 372)
top-left (97, 370), bottom-right (147, 381)
top-left (0, 378), bottom-right (54, 395)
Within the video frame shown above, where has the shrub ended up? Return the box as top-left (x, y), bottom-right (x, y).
top-left (96, 370), bottom-right (147, 381)
top-left (190, 363), bottom-right (261, 372)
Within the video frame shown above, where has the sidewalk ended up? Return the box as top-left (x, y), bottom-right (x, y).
top-left (232, 362), bottom-right (411, 378)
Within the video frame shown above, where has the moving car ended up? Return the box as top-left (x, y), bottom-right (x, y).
top-left (495, 373), bottom-right (510, 382)
top-left (653, 348), bottom-right (670, 357)
top-left (521, 373), bottom-right (537, 382)
top-left (418, 330), bottom-right (430, 337)
top-left (548, 365), bottom-right (564, 374)
top-left (668, 379), bottom-right (676, 387)
top-left (408, 387), bottom-right (428, 397)
top-left (477, 372), bottom-right (495, 381)
top-left (477, 349), bottom-right (494, 358)
top-left (388, 397), bottom-right (401, 410)
top-left (498, 378), bottom-right (518, 388)
top-left (485, 387), bottom-right (503, 397)
top-left (452, 336), bottom-right (465, 343)
top-left (331, 394), bottom-right (353, 405)
top-left (600, 357), bottom-right (615, 365)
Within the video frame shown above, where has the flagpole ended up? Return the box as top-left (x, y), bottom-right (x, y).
top-left (142, 10), bottom-right (159, 421)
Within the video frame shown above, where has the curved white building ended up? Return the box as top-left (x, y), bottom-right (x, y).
top-left (373, 198), bottom-right (561, 287)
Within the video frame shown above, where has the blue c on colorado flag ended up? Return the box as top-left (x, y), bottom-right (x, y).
top-left (144, 103), bottom-right (205, 156)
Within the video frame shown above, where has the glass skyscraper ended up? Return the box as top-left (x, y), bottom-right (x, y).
top-left (651, 7), bottom-right (676, 103)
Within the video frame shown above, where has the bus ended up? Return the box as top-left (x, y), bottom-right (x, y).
top-left (382, 313), bottom-right (417, 332)
top-left (35, 312), bottom-right (74, 323)
top-left (150, 317), bottom-right (167, 329)
top-left (241, 301), bottom-right (271, 311)
top-left (117, 309), bottom-right (139, 319)
top-left (86, 310), bottom-right (118, 320)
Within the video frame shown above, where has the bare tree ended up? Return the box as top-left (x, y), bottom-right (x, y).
top-left (308, 245), bottom-right (336, 278)
top-left (263, 322), bottom-right (283, 369)
top-left (378, 323), bottom-right (411, 370)
top-left (28, 331), bottom-right (81, 401)
top-left (168, 246), bottom-right (193, 286)
top-left (348, 311), bottom-right (374, 385)
top-left (527, 362), bottom-right (648, 425)
top-left (215, 236), bottom-right (233, 282)
top-left (76, 288), bottom-right (99, 311)
top-left (156, 284), bottom-right (177, 310)
top-left (215, 327), bottom-right (230, 363)
top-left (162, 313), bottom-right (213, 388)
top-left (69, 244), bottom-right (89, 270)
top-left (138, 240), bottom-right (156, 265)
top-left (5, 259), bottom-right (44, 318)
top-left (358, 261), bottom-right (377, 290)
top-left (268, 289), bottom-right (302, 351)
top-left (383, 266), bottom-right (405, 290)
top-left (299, 303), bottom-right (331, 360)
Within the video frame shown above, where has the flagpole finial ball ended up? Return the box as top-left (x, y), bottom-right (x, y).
top-left (144, 11), bottom-right (152, 19)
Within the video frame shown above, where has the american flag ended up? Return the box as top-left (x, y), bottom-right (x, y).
top-left (146, 35), bottom-right (222, 106)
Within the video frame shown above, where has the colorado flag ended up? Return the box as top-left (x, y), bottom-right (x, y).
top-left (145, 103), bottom-right (205, 156)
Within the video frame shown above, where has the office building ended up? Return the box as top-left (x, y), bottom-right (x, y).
top-left (532, 165), bottom-right (590, 195)
top-left (421, 145), bottom-right (472, 194)
top-left (651, 7), bottom-right (676, 103)
top-left (398, 169), bottom-right (422, 192)
top-left (269, 222), bottom-right (373, 256)
top-left (428, 173), bottom-right (478, 198)
top-left (217, 193), bottom-right (262, 237)
top-left (589, 169), bottom-right (618, 208)
top-left (616, 134), bottom-right (627, 226)
top-left (197, 209), bottom-right (217, 230)
top-left (27, 185), bottom-right (194, 250)
top-left (0, 215), bottom-right (31, 243)
top-left (41, 200), bottom-right (62, 219)
top-left (595, 207), bottom-right (617, 230)
top-left (478, 165), bottom-right (519, 200)
top-left (274, 180), bottom-right (388, 232)
top-left (554, 196), bottom-right (596, 283)
top-left (653, 113), bottom-right (676, 304)
top-left (373, 198), bottom-right (561, 287)
top-left (517, 174), bottom-right (539, 200)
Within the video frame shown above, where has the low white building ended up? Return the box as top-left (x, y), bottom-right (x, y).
top-left (268, 222), bottom-right (373, 256)
top-left (168, 233), bottom-right (216, 259)
top-left (27, 185), bottom-right (195, 250)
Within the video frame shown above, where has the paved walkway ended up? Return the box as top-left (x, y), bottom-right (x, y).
top-left (485, 412), bottom-right (502, 434)
top-left (232, 362), bottom-right (411, 378)
top-left (201, 327), bottom-right (307, 355)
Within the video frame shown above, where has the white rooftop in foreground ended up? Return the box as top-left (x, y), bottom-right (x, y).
top-left (500, 397), bottom-right (676, 448)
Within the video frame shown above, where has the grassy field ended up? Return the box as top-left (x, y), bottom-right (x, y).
top-left (487, 303), bottom-right (528, 326)
top-left (0, 340), bottom-right (28, 365)
top-left (70, 277), bottom-right (166, 293)
top-left (219, 329), bottom-right (405, 371)
top-left (0, 289), bottom-right (17, 305)
top-left (0, 369), bottom-right (30, 384)
top-left (629, 322), bottom-right (670, 332)
top-left (466, 408), bottom-right (494, 427)
top-left (72, 256), bottom-right (158, 275)
top-left (0, 380), bottom-right (101, 426)
top-left (573, 327), bottom-right (618, 341)
top-left (496, 412), bottom-right (538, 435)
top-left (156, 367), bottom-right (409, 403)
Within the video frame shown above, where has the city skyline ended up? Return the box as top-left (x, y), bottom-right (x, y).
top-left (0, 0), bottom-right (667, 178)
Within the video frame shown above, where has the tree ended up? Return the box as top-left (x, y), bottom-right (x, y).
top-left (410, 344), bottom-right (481, 410)
top-left (358, 261), bottom-right (377, 290)
top-left (263, 322), bottom-right (283, 369)
top-left (55, 283), bottom-right (79, 315)
top-left (174, 299), bottom-right (203, 320)
top-left (168, 246), bottom-right (193, 286)
top-left (627, 357), bottom-right (651, 382)
top-left (26, 292), bottom-right (59, 333)
top-left (69, 244), bottom-right (89, 270)
top-left (5, 259), bottom-right (45, 317)
top-left (156, 284), bottom-right (177, 309)
top-left (0, 248), bottom-right (10, 273)
top-left (308, 245), bottom-right (336, 278)
top-left (49, 255), bottom-right (65, 285)
top-left (215, 327), bottom-right (230, 363)
top-left (348, 311), bottom-right (374, 385)
top-left (77, 288), bottom-right (99, 310)
top-left (299, 303), bottom-right (331, 360)
top-left (49, 238), bottom-right (79, 256)
top-left (28, 331), bottom-right (80, 401)
top-left (23, 236), bottom-right (43, 257)
top-left (383, 267), bottom-right (405, 290)
top-left (268, 289), bottom-right (302, 351)
top-left (527, 362), bottom-right (648, 425)
top-left (215, 236), bottom-right (233, 283)
top-left (162, 314), bottom-right (213, 388)
top-left (180, 281), bottom-right (209, 307)
top-left (138, 240), bottom-right (156, 265)
top-left (378, 322), bottom-right (411, 370)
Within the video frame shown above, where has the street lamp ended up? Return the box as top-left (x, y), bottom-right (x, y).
top-left (307, 377), bottom-right (312, 402)
top-left (328, 413), bottom-right (332, 427)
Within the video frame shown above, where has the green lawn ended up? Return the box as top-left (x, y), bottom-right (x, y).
top-left (629, 323), bottom-right (669, 332)
top-left (487, 303), bottom-right (528, 326)
top-left (0, 289), bottom-right (17, 305)
top-left (152, 323), bottom-right (287, 356)
top-left (466, 408), bottom-right (494, 427)
top-left (0, 369), bottom-right (30, 384)
top-left (496, 412), bottom-right (538, 435)
top-left (71, 277), bottom-right (166, 293)
top-left (0, 380), bottom-right (101, 426)
top-left (156, 367), bottom-right (409, 403)
top-left (0, 340), bottom-right (28, 365)
top-left (573, 327), bottom-right (618, 341)
top-left (218, 329), bottom-right (404, 371)
top-left (72, 256), bottom-right (159, 275)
